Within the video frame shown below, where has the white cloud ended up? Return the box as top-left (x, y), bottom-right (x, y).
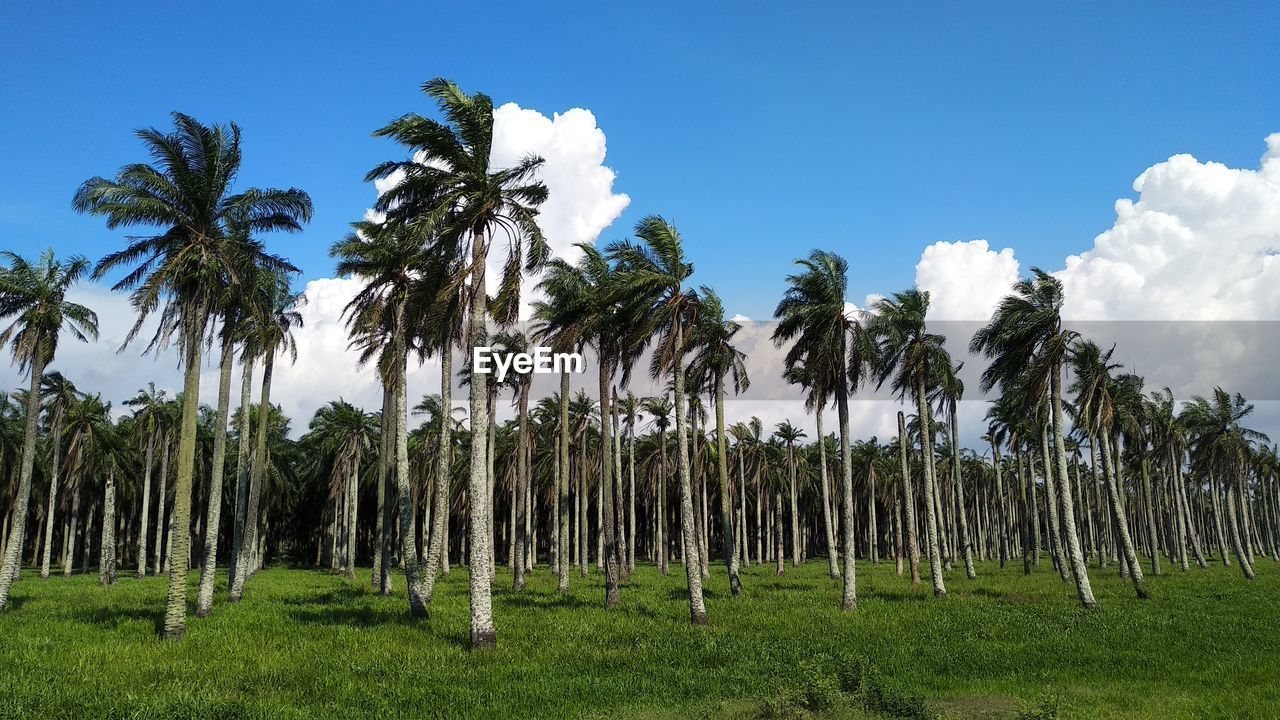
top-left (915, 240), bottom-right (1020, 321)
top-left (1057, 133), bottom-right (1280, 321)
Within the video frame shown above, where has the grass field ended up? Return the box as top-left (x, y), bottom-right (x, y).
top-left (0, 558), bottom-right (1276, 719)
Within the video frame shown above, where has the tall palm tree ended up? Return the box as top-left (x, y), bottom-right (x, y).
top-left (1068, 339), bottom-right (1147, 598)
top-left (617, 392), bottom-right (643, 574)
top-left (1181, 388), bottom-right (1267, 579)
top-left (773, 421), bottom-right (806, 569)
top-left (124, 383), bottom-right (167, 579)
top-left (971, 268), bottom-right (1096, 609)
top-left (689, 287), bottom-right (749, 595)
top-left (642, 395), bottom-right (674, 576)
top-left (773, 250), bottom-right (862, 609)
top-left (369, 78), bottom-right (549, 650)
top-left (611, 216), bottom-right (706, 625)
top-left (331, 220), bottom-right (443, 614)
top-left (38, 372), bottom-right (80, 579)
top-left (0, 249), bottom-right (97, 611)
top-left (307, 400), bottom-right (378, 579)
top-left (229, 279), bottom-right (303, 601)
top-left (75, 113), bottom-right (311, 638)
top-left (198, 227), bottom-right (297, 617)
top-left (932, 360), bottom-right (977, 579)
top-left (870, 288), bottom-right (951, 598)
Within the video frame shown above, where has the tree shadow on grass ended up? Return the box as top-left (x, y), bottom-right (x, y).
top-left (69, 605), bottom-right (164, 633)
top-left (280, 583), bottom-right (373, 607)
top-left (288, 605), bottom-right (417, 629)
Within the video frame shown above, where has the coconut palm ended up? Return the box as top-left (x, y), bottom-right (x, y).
top-left (229, 278), bottom-right (303, 601)
top-left (38, 372), bottom-right (80, 579)
top-left (932, 360), bottom-right (977, 579)
top-left (1068, 339), bottom-right (1147, 598)
top-left (773, 421), bottom-right (805, 569)
top-left (772, 250), bottom-right (861, 609)
top-left (198, 227), bottom-right (297, 617)
top-left (971, 268), bottom-right (1096, 608)
top-left (688, 287), bottom-right (748, 595)
top-left (75, 113), bottom-right (310, 638)
top-left (0, 249), bottom-right (97, 611)
top-left (870, 288), bottom-right (951, 598)
top-left (1180, 388), bottom-right (1267, 579)
top-left (369, 78), bottom-right (549, 650)
top-left (610, 216), bottom-right (706, 625)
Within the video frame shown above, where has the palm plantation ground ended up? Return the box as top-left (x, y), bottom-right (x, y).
top-left (2, 561), bottom-right (1276, 720)
top-left (3, 77), bottom-right (1280, 719)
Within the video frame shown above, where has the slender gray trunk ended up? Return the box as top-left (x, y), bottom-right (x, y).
top-left (196, 328), bottom-right (236, 617)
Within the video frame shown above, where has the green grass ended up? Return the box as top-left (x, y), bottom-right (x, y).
top-left (0, 557), bottom-right (1277, 719)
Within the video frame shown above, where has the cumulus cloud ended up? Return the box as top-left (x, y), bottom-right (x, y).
top-left (1057, 134), bottom-right (1280, 321)
top-left (915, 240), bottom-right (1020, 321)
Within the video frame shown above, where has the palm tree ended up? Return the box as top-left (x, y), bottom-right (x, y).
top-left (611, 216), bottom-right (706, 625)
top-left (870, 288), bottom-right (951, 598)
top-left (198, 227), bottom-right (297, 617)
top-left (617, 392), bottom-right (643, 574)
top-left (786, 361), bottom-right (841, 579)
top-left (229, 279), bottom-right (303, 601)
top-left (773, 250), bottom-right (861, 609)
top-left (689, 287), bottom-right (748, 595)
top-left (75, 113), bottom-right (311, 638)
top-left (307, 400), bottom-right (378, 579)
top-left (932, 360), bottom-right (977, 579)
top-left (38, 372), bottom-right (80, 579)
top-left (0, 249), bottom-right (97, 611)
top-left (773, 421), bottom-right (806, 569)
top-left (369, 78), bottom-right (549, 650)
top-left (971, 268), bottom-right (1096, 609)
top-left (1181, 388), bottom-right (1266, 579)
top-left (331, 220), bottom-right (444, 614)
top-left (1068, 340), bottom-right (1147, 598)
top-left (642, 395), bottom-right (674, 575)
top-left (123, 383), bottom-right (167, 579)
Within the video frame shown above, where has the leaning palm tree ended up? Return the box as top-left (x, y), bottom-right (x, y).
top-left (773, 250), bottom-right (862, 609)
top-left (610, 216), bottom-right (707, 625)
top-left (971, 268), bottom-right (1096, 609)
top-left (38, 371), bottom-right (80, 579)
top-left (367, 78), bottom-right (549, 650)
top-left (229, 277), bottom-right (303, 601)
top-left (75, 113), bottom-right (311, 638)
top-left (688, 287), bottom-right (748, 595)
top-left (870, 288), bottom-right (951, 598)
top-left (1181, 388), bottom-right (1267, 580)
top-left (0, 250), bottom-right (97, 609)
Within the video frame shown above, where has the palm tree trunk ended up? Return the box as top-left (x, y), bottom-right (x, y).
top-left (815, 409), bottom-right (839, 578)
top-left (949, 405), bottom-right (976, 579)
top-left (229, 352), bottom-right (256, 586)
top-left (1051, 367), bottom-right (1097, 609)
top-left (512, 379), bottom-right (530, 592)
top-left (1141, 459), bottom-right (1161, 576)
top-left (0, 353), bottom-right (45, 608)
top-left (40, 412), bottom-right (65, 579)
top-left (1099, 431), bottom-right (1147, 598)
top-left (162, 324), bottom-right (204, 639)
top-left (714, 372), bottom-right (742, 595)
top-left (557, 370), bottom-right (571, 592)
top-left (598, 359), bottom-right (621, 607)
top-left (135, 429), bottom-right (154, 579)
top-left (1041, 424), bottom-right (1068, 581)
top-left (673, 322), bottom-right (708, 625)
top-left (197, 328), bottom-right (236, 617)
top-left (344, 453), bottom-right (359, 580)
top-left (628, 412), bottom-right (637, 573)
top-left (1224, 468), bottom-right (1255, 579)
top-left (229, 348), bottom-right (273, 602)
top-left (835, 381), bottom-right (857, 608)
top-left (915, 376), bottom-right (946, 598)
top-left (374, 382), bottom-right (391, 592)
top-left (897, 412), bottom-right (920, 585)
top-left (465, 232), bottom-right (496, 649)
top-left (394, 343), bottom-right (430, 614)
top-left (423, 343), bottom-right (454, 602)
top-left (153, 434), bottom-right (169, 576)
top-left (99, 469), bottom-right (117, 585)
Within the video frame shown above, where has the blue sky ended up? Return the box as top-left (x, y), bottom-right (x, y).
top-left (2, 2), bottom-right (1277, 320)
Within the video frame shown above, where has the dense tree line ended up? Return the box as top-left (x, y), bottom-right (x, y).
top-left (2, 80), bottom-right (1277, 650)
